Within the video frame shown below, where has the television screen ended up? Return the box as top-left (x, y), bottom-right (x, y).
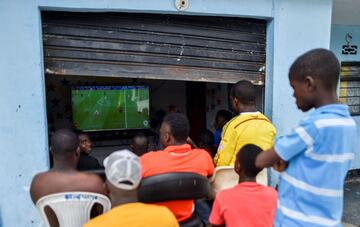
top-left (72, 85), bottom-right (150, 131)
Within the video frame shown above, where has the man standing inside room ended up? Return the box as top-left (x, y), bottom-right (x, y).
top-left (214, 80), bottom-right (276, 182)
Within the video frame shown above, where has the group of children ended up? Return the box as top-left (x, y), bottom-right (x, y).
top-left (211, 48), bottom-right (357, 227)
top-left (31, 48), bottom-right (357, 227)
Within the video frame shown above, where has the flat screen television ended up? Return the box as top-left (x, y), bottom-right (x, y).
top-left (72, 85), bottom-right (150, 131)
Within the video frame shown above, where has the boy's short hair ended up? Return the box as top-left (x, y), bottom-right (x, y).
top-left (215, 110), bottom-right (232, 122)
top-left (230, 80), bottom-right (256, 105)
top-left (289, 48), bottom-right (340, 90)
top-left (162, 113), bottom-right (190, 143)
top-left (131, 132), bottom-right (149, 156)
top-left (236, 144), bottom-right (263, 177)
top-left (51, 129), bottom-right (79, 157)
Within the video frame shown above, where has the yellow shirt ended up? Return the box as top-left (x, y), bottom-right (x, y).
top-left (84, 202), bottom-right (179, 227)
top-left (214, 112), bottom-right (276, 166)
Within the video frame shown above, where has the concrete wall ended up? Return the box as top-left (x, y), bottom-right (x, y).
top-left (331, 25), bottom-right (360, 62)
top-left (0, 1), bottom-right (49, 226)
top-left (268, 0), bottom-right (333, 132)
top-left (0, 0), bottom-right (332, 226)
top-left (265, 0), bottom-right (333, 186)
top-left (331, 24), bottom-right (360, 169)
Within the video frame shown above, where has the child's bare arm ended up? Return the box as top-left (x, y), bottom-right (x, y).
top-left (255, 147), bottom-right (283, 169)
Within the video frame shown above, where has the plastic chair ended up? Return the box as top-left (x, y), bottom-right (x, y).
top-left (256, 168), bottom-right (268, 186)
top-left (36, 192), bottom-right (111, 227)
top-left (209, 167), bottom-right (268, 198)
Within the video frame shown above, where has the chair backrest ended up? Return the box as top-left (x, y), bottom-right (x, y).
top-left (209, 166), bottom-right (238, 198)
top-left (36, 192), bottom-right (111, 227)
top-left (209, 167), bottom-right (268, 198)
top-left (138, 172), bottom-right (210, 203)
top-left (256, 168), bottom-right (268, 186)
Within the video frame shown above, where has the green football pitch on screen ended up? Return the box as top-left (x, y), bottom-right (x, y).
top-left (72, 86), bottom-right (150, 131)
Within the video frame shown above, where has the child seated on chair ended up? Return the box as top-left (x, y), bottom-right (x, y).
top-left (209, 144), bottom-right (277, 227)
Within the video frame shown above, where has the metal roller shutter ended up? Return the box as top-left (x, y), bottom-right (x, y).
top-left (340, 62), bottom-right (360, 115)
top-left (42, 12), bottom-right (266, 84)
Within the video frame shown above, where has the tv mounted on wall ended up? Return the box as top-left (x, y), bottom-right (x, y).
top-left (72, 85), bottom-right (150, 131)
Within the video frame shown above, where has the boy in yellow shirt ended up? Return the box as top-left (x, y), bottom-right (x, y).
top-left (214, 80), bottom-right (276, 167)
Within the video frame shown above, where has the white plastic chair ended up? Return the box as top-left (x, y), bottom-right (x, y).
top-left (209, 166), bottom-right (268, 198)
top-left (36, 192), bottom-right (111, 227)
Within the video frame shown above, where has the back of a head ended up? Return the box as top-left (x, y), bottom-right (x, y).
top-left (104, 150), bottom-right (141, 191)
top-left (51, 129), bottom-right (79, 158)
top-left (215, 109), bottom-right (233, 129)
top-left (216, 109), bottom-right (232, 122)
top-left (230, 80), bottom-right (256, 105)
top-left (236, 144), bottom-right (263, 178)
top-left (131, 133), bottom-right (149, 156)
top-left (163, 113), bottom-right (190, 143)
top-left (289, 48), bottom-right (340, 90)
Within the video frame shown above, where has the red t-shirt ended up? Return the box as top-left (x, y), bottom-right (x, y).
top-left (209, 182), bottom-right (277, 227)
top-left (140, 144), bottom-right (214, 221)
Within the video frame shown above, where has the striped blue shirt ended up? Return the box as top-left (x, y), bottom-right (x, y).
top-left (274, 104), bottom-right (357, 227)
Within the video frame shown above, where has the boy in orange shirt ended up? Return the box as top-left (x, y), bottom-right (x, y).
top-left (209, 144), bottom-right (277, 227)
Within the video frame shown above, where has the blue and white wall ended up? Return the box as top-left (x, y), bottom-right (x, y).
top-left (331, 25), bottom-right (360, 62)
top-left (331, 24), bottom-right (360, 169)
top-left (0, 0), bottom-right (333, 226)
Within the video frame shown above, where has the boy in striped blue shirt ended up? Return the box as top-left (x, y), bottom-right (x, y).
top-left (256, 48), bottom-right (357, 227)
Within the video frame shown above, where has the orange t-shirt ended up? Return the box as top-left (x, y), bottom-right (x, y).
top-left (140, 144), bottom-right (214, 221)
top-left (209, 182), bottom-right (277, 227)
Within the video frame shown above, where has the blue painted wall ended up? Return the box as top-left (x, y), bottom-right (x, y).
top-left (330, 24), bottom-right (360, 169)
top-left (0, 1), bottom-right (49, 226)
top-left (0, 0), bottom-right (332, 226)
top-left (266, 0), bottom-right (333, 186)
top-left (331, 25), bottom-right (360, 62)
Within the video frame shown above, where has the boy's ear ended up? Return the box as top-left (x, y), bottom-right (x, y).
top-left (166, 133), bottom-right (172, 144)
top-left (234, 97), bottom-right (240, 106)
top-left (305, 76), bottom-right (316, 91)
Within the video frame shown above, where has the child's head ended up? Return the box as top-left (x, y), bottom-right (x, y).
top-left (235, 144), bottom-right (263, 178)
top-left (214, 110), bottom-right (232, 130)
top-left (289, 48), bottom-right (340, 111)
